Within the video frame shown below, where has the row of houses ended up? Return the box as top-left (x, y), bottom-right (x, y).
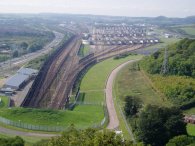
top-left (89, 38), bottom-right (159, 46)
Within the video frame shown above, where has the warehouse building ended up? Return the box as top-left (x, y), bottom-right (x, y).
top-left (4, 74), bottom-right (29, 90)
top-left (2, 68), bottom-right (38, 91)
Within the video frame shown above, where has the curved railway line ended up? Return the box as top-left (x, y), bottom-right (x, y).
top-left (22, 34), bottom-right (146, 109)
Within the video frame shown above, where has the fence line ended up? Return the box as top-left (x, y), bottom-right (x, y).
top-left (0, 91), bottom-right (109, 132)
top-left (0, 111), bottom-right (107, 132)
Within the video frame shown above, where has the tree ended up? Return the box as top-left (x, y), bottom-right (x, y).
top-left (20, 42), bottom-right (28, 50)
top-left (0, 136), bottom-right (24, 146)
top-left (12, 50), bottom-right (19, 58)
top-left (137, 105), bottom-right (186, 146)
top-left (35, 125), bottom-right (133, 146)
top-left (166, 135), bottom-right (195, 146)
top-left (124, 96), bottom-right (141, 118)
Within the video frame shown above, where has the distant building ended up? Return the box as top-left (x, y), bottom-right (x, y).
top-left (3, 74), bottom-right (29, 90)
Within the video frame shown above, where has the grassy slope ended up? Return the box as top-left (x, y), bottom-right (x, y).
top-left (80, 55), bottom-right (143, 104)
top-left (0, 96), bottom-right (103, 128)
top-left (80, 55), bottom-right (143, 91)
top-left (0, 105), bottom-right (104, 128)
top-left (114, 64), bottom-right (172, 107)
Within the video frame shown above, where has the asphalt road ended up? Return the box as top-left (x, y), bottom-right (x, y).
top-left (105, 60), bottom-right (138, 142)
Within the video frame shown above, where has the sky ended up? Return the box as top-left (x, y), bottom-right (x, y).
top-left (0, 0), bottom-right (195, 17)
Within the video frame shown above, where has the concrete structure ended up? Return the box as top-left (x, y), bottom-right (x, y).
top-left (17, 68), bottom-right (38, 76)
top-left (184, 115), bottom-right (195, 124)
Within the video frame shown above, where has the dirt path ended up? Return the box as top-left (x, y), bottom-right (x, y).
top-left (0, 126), bottom-right (59, 137)
top-left (105, 60), bottom-right (138, 130)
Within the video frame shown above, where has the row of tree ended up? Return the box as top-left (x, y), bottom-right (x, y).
top-left (123, 96), bottom-right (195, 146)
top-left (0, 136), bottom-right (24, 146)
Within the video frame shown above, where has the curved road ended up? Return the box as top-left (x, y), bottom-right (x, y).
top-left (105, 59), bottom-right (138, 142)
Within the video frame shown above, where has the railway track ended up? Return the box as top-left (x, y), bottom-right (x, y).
top-left (22, 34), bottom-right (146, 109)
top-left (22, 35), bottom-right (81, 108)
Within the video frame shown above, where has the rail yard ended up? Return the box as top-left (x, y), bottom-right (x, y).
top-left (21, 23), bottom-right (153, 109)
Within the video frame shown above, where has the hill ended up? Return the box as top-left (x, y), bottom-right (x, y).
top-left (140, 39), bottom-right (195, 108)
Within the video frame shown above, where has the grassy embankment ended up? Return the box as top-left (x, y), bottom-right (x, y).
top-left (78, 44), bottom-right (90, 57)
top-left (80, 54), bottom-right (143, 105)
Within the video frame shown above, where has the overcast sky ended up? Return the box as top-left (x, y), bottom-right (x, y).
top-left (0, 0), bottom-right (195, 17)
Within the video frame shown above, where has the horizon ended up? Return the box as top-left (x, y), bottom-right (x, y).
top-left (0, 0), bottom-right (195, 17)
top-left (0, 12), bottom-right (194, 19)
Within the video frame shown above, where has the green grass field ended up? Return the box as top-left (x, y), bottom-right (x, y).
top-left (0, 105), bottom-right (104, 128)
top-left (80, 55), bottom-right (143, 91)
top-left (180, 26), bottom-right (195, 36)
top-left (0, 95), bottom-right (104, 128)
top-left (79, 54), bottom-right (143, 105)
top-left (184, 108), bottom-right (195, 115)
top-left (78, 91), bottom-right (105, 105)
top-left (187, 124), bottom-right (195, 136)
top-left (114, 63), bottom-right (172, 107)
top-left (0, 96), bottom-right (9, 108)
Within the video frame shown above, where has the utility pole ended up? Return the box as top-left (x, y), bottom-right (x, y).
top-left (161, 48), bottom-right (169, 75)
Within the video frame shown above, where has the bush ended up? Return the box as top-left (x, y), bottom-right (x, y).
top-left (124, 96), bottom-right (141, 118)
top-left (0, 136), bottom-right (24, 146)
top-left (166, 135), bottom-right (195, 146)
top-left (137, 105), bottom-right (187, 146)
